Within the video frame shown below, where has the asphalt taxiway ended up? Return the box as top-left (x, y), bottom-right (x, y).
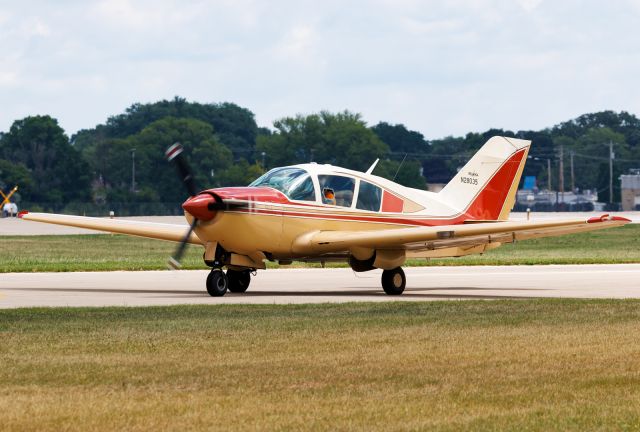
top-left (1, 265), bottom-right (639, 308)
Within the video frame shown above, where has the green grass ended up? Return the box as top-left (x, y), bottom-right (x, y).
top-left (2, 225), bottom-right (639, 272)
top-left (2, 301), bottom-right (640, 430)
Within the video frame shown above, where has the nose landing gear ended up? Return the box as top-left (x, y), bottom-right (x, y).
top-left (206, 268), bottom-right (253, 296)
top-left (227, 269), bottom-right (252, 293)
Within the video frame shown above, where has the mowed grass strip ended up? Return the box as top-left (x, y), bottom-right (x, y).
top-left (2, 224), bottom-right (640, 272)
top-left (2, 301), bottom-right (640, 431)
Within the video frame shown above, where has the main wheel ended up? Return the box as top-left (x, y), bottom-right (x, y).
top-left (227, 269), bottom-right (251, 293)
top-left (206, 270), bottom-right (228, 297)
top-left (381, 267), bottom-right (406, 295)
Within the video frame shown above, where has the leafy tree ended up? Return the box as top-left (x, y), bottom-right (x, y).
top-left (257, 111), bottom-right (385, 170)
top-left (217, 159), bottom-right (264, 186)
top-left (73, 97), bottom-right (258, 160)
top-left (422, 136), bottom-right (466, 184)
top-left (552, 110), bottom-right (640, 144)
top-left (373, 159), bottom-right (427, 189)
top-left (256, 111), bottom-right (427, 188)
top-left (0, 116), bottom-right (90, 203)
top-left (92, 117), bottom-right (233, 203)
top-left (573, 127), bottom-right (628, 201)
top-left (371, 122), bottom-right (430, 156)
top-left (0, 159), bottom-right (32, 202)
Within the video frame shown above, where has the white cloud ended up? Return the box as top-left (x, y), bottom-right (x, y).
top-left (0, 1), bottom-right (639, 139)
top-left (517, 0), bottom-right (544, 12)
top-left (274, 25), bottom-right (318, 63)
top-left (23, 17), bottom-right (51, 37)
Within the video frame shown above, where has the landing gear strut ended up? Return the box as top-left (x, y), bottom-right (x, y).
top-left (381, 267), bottom-right (406, 295)
top-left (227, 269), bottom-right (251, 293)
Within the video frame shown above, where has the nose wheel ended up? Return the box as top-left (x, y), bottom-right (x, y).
top-left (227, 269), bottom-right (252, 293)
top-left (381, 267), bottom-right (406, 295)
top-left (206, 270), bottom-right (228, 297)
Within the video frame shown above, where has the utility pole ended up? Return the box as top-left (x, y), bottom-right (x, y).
top-left (558, 145), bottom-right (564, 205)
top-left (570, 150), bottom-right (575, 192)
top-left (547, 158), bottom-right (552, 191)
top-left (131, 148), bottom-right (136, 192)
top-left (609, 141), bottom-right (614, 204)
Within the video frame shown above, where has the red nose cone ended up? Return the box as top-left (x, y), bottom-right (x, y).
top-left (182, 194), bottom-right (217, 221)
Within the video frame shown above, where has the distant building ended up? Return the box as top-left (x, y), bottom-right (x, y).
top-left (515, 175), bottom-right (598, 211)
top-left (621, 169), bottom-right (640, 211)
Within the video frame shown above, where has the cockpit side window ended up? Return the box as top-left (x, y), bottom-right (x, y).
top-left (318, 175), bottom-right (355, 207)
top-left (288, 174), bottom-right (316, 201)
top-left (356, 180), bottom-right (382, 211)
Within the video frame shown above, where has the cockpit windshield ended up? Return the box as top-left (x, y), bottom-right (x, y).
top-left (249, 168), bottom-right (316, 201)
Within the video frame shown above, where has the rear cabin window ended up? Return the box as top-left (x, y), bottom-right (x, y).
top-left (356, 180), bottom-right (382, 211)
top-left (381, 190), bottom-right (404, 212)
top-left (318, 175), bottom-right (355, 207)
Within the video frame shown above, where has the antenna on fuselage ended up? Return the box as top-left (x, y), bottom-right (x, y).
top-left (365, 159), bottom-right (379, 175)
top-left (392, 154), bottom-right (408, 181)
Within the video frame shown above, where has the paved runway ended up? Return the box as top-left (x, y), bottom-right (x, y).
top-left (1, 265), bottom-right (639, 308)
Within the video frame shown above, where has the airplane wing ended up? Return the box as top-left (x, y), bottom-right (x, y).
top-left (292, 215), bottom-right (631, 255)
top-left (19, 212), bottom-right (203, 245)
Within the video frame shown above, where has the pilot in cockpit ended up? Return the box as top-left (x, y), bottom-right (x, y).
top-left (323, 188), bottom-right (336, 206)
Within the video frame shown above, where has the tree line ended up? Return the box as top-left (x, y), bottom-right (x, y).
top-left (1, 96), bottom-right (639, 214)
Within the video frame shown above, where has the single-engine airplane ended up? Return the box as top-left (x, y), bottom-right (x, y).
top-left (20, 136), bottom-right (630, 296)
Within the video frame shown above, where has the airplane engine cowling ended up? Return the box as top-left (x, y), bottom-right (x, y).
top-left (182, 193), bottom-right (218, 221)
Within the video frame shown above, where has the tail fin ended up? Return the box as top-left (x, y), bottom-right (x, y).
top-left (438, 136), bottom-right (530, 221)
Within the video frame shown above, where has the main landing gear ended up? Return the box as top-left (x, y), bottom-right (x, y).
top-left (206, 269), bottom-right (252, 296)
top-left (381, 267), bottom-right (406, 295)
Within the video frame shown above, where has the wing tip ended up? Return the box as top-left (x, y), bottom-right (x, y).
top-left (587, 214), bottom-right (632, 224)
top-left (17, 210), bottom-right (28, 219)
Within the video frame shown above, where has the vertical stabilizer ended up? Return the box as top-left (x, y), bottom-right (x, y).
top-left (438, 136), bottom-right (531, 221)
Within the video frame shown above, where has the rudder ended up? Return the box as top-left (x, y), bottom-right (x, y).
top-left (438, 136), bottom-right (531, 221)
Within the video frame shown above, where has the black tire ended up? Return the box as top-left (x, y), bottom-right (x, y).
top-left (227, 270), bottom-right (251, 293)
top-left (206, 270), bottom-right (228, 297)
top-left (381, 267), bottom-right (406, 295)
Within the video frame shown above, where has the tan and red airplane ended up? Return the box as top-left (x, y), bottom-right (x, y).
top-left (20, 136), bottom-right (629, 296)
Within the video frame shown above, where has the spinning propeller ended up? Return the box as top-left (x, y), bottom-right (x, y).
top-left (165, 143), bottom-right (200, 269)
top-left (165, 142), bottom-right (249, 269)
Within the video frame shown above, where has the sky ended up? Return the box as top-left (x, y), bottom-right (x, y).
top-left (1, 0), bottom-right (640, 139)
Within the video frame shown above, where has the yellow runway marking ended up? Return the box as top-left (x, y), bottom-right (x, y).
top-left (0, 292), bottom-right (5, 300)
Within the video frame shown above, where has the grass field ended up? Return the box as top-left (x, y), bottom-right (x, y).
top-left (2, 224), bottom-right (639, 272)
top-left (2, 301), bottom-right (640, 431)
